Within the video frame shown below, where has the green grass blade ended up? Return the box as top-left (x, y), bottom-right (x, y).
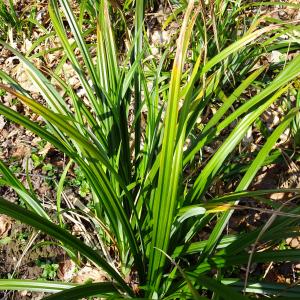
top-left (0, 279), bottom-right (75, 293)
top-left (223, 279), bottom-right (300, 298)
top-left (196, 250), bottom-right (300, 274)
top-left (194, 274), bottom-right (250, 300)
top-left (43, 282), bottom-right (121, 300)
top-left (173, 235), bottom-right (238, 258)
top-left (133, 0), bottom-right (144, 166)
top-left (148, 0), bottom-right (196, 291)
top-left (56, 159), bottom-right (73, 227)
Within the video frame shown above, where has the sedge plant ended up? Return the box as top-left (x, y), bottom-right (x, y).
top-left (0, 0), bottom-right (300, 299)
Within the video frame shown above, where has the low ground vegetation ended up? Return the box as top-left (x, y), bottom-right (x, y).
top-left (0, 0), bottom-right (300, 299)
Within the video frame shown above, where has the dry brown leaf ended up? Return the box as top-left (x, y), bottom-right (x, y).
top-left (57, 259), bottom-right (76, 281)
top-left (12, 144), bottom-right (31, 158)
top-left (38, 142), bottom-right (53, 156)
top-left (0, 215), bottom-right (12, 238)
top-left (7, 129), bottom-right (19, 139)
top-left (72, 265), bottom-right (107, 283)
top-left (286, 237), bottom-right (300, 249)
top-left (0, 116), bottom-right (6, 130)
top-left (269, 192), bottom-right (285, 200)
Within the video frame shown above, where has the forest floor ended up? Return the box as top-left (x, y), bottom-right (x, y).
top-left (1, 1), bottom-right (300, 299)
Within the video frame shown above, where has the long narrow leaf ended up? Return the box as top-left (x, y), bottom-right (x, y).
top-left (43, 282), bottom-right (121, 300)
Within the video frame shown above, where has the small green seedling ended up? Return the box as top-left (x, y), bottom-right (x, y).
top-left (36, 259), bottom-right (59, 280)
